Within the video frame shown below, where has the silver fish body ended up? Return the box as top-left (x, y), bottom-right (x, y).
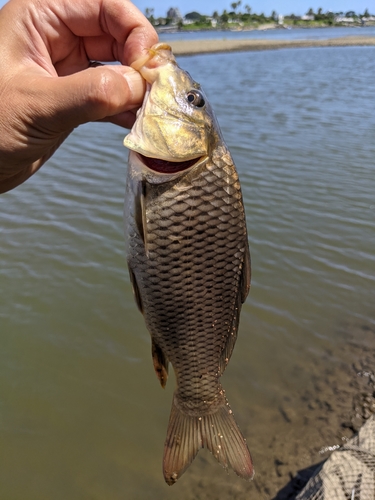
top-left (124, 43), bottom-right (253, 485)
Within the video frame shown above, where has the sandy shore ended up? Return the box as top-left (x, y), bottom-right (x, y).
top-left (170, 35), bottom-right (375, 56)
top-left (172, 319), bottom-right (375, 499)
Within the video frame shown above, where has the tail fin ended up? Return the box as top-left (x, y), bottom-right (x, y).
top-left (163, 397), bottom-right (254, 485)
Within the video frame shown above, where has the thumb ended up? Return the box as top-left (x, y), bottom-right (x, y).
top-left (42, 65), bottom-right (145, 132)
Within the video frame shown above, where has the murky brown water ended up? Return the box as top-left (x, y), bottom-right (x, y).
top-left (1, 45), bottom-right (374, 499)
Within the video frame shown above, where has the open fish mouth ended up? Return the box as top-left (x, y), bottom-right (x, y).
top-left (138, 153), bottom-right (203, 174)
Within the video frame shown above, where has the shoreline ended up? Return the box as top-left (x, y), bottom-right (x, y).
top-left (180, 319), bottom-right (375, 499)
top-left (170, 35), bottom-right (375, 56)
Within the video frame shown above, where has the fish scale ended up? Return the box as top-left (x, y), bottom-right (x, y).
top-left (131, 162), bottom-right (243, 354)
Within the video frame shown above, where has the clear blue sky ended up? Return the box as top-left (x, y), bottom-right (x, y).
top-left (0, 0), bottom-right (371, 18)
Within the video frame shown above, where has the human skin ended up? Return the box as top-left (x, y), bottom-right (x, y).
top-left (0, 0), bottom-right (158, 193)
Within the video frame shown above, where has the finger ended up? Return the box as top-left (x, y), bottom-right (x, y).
top-left (36, 65), bottom-right (145, 132)
top-left (39, 0), bottom-right (158, 65)
top-left (1, 0), bottom-right (158, 69)
top-left (100, 108), bottom-right (138, 129)
top-left (97, 0), bottom-right (159, 63)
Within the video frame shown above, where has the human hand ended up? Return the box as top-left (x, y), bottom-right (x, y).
top-left (0, 0), bottom-right (158, 193)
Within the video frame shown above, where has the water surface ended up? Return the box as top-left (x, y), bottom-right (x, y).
top-left (0, 46), bottom-right (374, 499)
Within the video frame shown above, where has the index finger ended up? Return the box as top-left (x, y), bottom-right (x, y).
top-left (21, 0), bottom-right (158, 65)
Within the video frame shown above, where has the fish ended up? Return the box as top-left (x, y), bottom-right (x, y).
top-left (123, 43), bottom-right (253, 485)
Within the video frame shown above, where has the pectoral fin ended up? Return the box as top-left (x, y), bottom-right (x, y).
top-left (134, 179), bottom-right (149, 257)
top-left (152, 339), bottom-right (169, 388)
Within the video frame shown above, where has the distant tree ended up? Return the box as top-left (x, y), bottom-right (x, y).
top-left (244, 4), bottom-right (251, 14)
top-left (213, 10), bottom-right (219, 19)
top-left (363, 8), bottom-right (370, 17)
top-left (326, 11), bottom-right (334, 24)
top-left (185, 11), bottom-right (202, 20)
top-left (145, 7), bottom-right (154, 18)
top-left (315, 7), bottom-right (325, 20)
top-left (221, 9), bottom-right (229, 22)
top-left (144, 7), bottom-right (155, 25)
top-left (271, 10), bottom-right (277, 21)
top-left (345, 11), bottom-right (356, 17)
top-left (307, 8), bottom-right (315, 16)
top-left (231, 1), bottom-right (241, 13)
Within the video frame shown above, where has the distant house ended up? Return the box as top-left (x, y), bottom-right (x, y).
top-left (334, 16), bottom-right (354, 23)
top-left (301, 15), bottom-right (315, 21)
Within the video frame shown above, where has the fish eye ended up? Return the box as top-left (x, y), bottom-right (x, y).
top-left (187, 90), bottom-right (205, 108)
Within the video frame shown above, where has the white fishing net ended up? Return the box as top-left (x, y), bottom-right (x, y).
top-left (296, 415), bottom-right (375, 500)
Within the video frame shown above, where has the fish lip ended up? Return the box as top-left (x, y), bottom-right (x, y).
top-left (136, 153), bottom-right (207, 175)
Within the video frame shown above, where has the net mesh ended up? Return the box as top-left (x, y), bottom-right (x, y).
top-left (296, 415), bottom-right (375, 500)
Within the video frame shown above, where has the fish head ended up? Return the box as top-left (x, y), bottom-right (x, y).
top-left (124, 43), bottom-right (219, 179)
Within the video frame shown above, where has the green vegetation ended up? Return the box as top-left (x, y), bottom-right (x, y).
top-left (143, 3), bottom-right (375, 31)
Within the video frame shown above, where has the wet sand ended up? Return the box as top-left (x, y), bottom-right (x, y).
top-left (269, 320), bottom-right (375, 499)
top-left (170, 36), bottom-right (375, 56)
top-left (173, 320), bottom-right (375, 499)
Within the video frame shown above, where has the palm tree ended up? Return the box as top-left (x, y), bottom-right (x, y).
top-left (231, 1), bottom-right (242, 13)
top-left (145, 7), bottom-right (154, 19)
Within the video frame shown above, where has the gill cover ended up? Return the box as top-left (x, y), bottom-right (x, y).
top-left (123, 43), bottom-right (212, 162)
